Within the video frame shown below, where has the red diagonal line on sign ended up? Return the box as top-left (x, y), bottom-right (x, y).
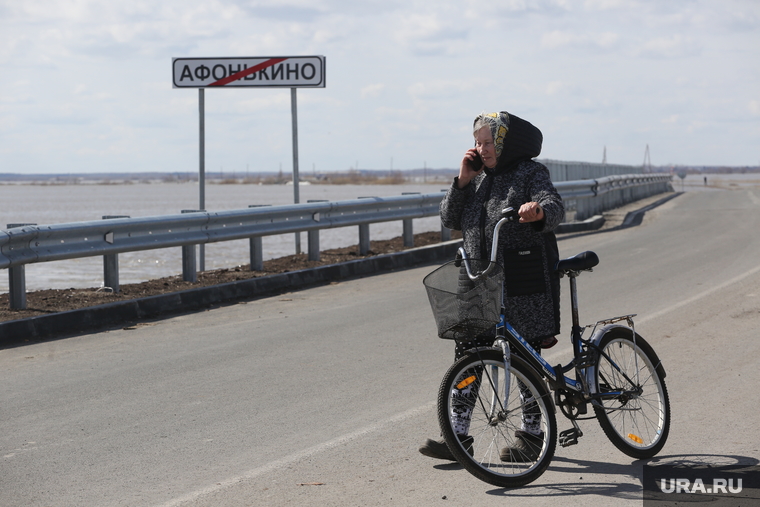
top-left (209, 57), bottom-right (288, 87)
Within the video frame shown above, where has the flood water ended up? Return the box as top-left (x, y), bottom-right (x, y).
top-left (3, 173), bottom-right (758, 293)
top-left (0, 181), bottom-right (450, 292)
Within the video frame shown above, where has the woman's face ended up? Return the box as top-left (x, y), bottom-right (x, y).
top-left (475, 127), bottom-right (497, 169)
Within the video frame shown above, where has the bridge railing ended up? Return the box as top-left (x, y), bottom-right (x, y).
top-left (1, 173), bottom-right (672, 309)
top-left (560, 173), bottom-right (673, 220)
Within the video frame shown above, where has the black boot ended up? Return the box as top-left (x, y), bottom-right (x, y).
top-left (499, 430), bottom-right (544, 462)
top-left (419, 435), bottom-right (474, 461)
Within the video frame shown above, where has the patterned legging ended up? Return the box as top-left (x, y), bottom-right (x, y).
top-left (451, 335), bottom-right (543, 436)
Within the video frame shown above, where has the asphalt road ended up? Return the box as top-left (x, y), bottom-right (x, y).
top-left (2, 187), bottom-right (759, 507)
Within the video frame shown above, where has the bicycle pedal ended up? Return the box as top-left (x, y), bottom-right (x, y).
top-left (559, 427), bottom-right (583, 447)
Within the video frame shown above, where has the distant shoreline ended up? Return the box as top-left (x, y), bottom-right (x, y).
top-left (3, 168), bottom-right (758, 191)
top-left (1, 164), bottom-right (759, 185)
top-left (0, 169), bottom-right (457, 186)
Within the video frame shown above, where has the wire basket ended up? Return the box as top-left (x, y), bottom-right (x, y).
top-left (423, 259), bottom-right (503, 341)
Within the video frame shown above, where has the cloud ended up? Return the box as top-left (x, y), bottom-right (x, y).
top-left (723, 7), bottom-right (760, 32)
top-left (1, 0), bottom-right (759, 171)
top-left (235, 3), bottom-right (325, 22)
top-left (583, 0), bottom-right (627, 10)
top-left (360, 83), bottom-right (385, 99)
top-left (638, 34), bottom-right (701, 59)
top-left (406, 80), bottom-right (476, 101)
top-left (545, 81), bottom-right (563, 95)
top-left (540, 30), bottom-right (619, 50)
top-left (464, 0), bottom-right (573, 18)
top-left (392, 11), bottom-right (470, 56)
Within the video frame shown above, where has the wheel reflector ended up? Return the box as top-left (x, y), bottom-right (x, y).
top-left (628, 433), bottom-right (643, 444)
top-left (456, 375), bottom-right (477, 389)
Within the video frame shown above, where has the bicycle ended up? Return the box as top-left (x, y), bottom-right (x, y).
top-left (423, 207), bottom-right (670, 487)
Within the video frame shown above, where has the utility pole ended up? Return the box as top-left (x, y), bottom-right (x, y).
top-left (643, 144), bottom-right (652, 173)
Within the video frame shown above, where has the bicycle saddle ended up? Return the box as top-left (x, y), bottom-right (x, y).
top-left (555, 251), bottom-right (599, 273)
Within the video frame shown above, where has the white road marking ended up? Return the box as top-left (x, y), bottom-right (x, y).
top-left (158, 403), bottom-right (434, 507)
top-left (637, 263), bottom-right (760, 326)
top-left (541, 263), bottom-right (760, 362)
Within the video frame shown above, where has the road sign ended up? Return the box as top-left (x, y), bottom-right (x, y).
top-left (172, 56), bottom-right (326, 88)
top-left (172, 55), bottom-right (326, 257)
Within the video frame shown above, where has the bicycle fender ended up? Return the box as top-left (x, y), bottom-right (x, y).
top-left (587, 323), bottom-right (629, 347)
top-left (584, 324), bottom-right (667, 394)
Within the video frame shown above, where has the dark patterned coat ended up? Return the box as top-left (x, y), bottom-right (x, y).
top-left (440, 159), bottom-right (565, 340)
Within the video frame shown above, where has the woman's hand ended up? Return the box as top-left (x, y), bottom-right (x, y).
top-left (457, 148), bottom-right (483, 188)
top-left (518, 202), bottom-right (544, 223)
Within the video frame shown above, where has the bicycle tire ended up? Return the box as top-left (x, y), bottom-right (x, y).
top-left (437, 348), bottom-right (557, 488)
top-left (592, 328), bottom-right (670, 459)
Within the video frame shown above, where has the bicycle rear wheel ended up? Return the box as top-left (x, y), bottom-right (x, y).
top-left (592, 328), bottom-right (670, 459)
top-left (437, 348), bottom-right (556, 488)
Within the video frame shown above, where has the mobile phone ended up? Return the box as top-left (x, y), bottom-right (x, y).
top-left (470, 151), bottom-right (483, 172)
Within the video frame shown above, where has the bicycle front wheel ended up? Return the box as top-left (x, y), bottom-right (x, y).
top-left (592, 328), bottom-right (670, 459)
top-left (437, 349), bottom-right (557, 488)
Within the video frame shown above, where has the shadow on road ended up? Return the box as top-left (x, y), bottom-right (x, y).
top-left (481, 453), bottom-right (758, 498)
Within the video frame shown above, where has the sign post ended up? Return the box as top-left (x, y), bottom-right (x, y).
top-left (173, 55), bottom-right (326, 259)
top-left (198, 88), bottom-right (205, 269)
top-left (676, 170), bottom-right (687, 192)
top-left (290, 88), bottom-right (301, 253)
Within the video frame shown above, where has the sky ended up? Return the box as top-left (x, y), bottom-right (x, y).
top-left (1, 0), bottom-right (759, 175)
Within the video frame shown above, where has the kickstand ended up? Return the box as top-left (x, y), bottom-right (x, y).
top-left (559, 419), bottom-right (584, 447)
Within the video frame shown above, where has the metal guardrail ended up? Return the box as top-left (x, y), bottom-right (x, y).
top-left (558, 173), bottom-right (673, 220)
top-left (1, 173), bottom-right (672, 309)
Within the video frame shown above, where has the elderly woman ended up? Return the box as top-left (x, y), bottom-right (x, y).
top-left (419, 111), bottom-right (565, 462)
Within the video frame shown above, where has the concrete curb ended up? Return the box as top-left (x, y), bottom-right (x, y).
top-left (555, 215), bottom-right (605, 233)
top-left (620, 192), bottom-right (681, 227)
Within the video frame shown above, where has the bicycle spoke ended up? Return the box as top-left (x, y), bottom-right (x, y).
top-left (592, 330), bottom-right (670, 458)
top-left (438, 350), bottom-right (557, 487)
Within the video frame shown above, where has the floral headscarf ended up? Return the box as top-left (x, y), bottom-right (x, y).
top-left (473, 111), bottom-right (543, 174)
top-left (475, 112), bottom-right (510, 160)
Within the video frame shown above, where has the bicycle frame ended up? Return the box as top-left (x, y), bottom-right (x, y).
top-left (457, 208), bottom-right (645, 418)
top-left (435, 208), bottom-right (670, 484)
top-left (500, 320), bottom-right (583, 391)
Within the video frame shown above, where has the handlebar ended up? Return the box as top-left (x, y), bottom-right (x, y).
top-left (455, 207), bottom-right (520, 281)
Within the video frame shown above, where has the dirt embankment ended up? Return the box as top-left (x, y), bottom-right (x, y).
top-left (0, 231), bottom-right (461, 323)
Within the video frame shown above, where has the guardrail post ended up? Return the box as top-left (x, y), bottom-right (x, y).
top-left (181, 210), bottom-right (203, 282)
top-left (307, 200), bottom-right (328, 262)
top-left (247, 205), bottom-right (270, 271)
top-left (6, 223), bottom-right (36, 310)
top-left (182, 245), bottom-right (197, 282)
top-left (249, 237), bottom-right (263, 271)
top-left (403, 219), bottom-right (414, 247)
top-left (359, 224), bottom-right (370, 255)
top-left (8, 265), bottom-right (26, 310)
top-left (402, 193), bottom-right (420, 248)
top-left (102, 215), bottom-right (129, 293)
top-left (357, 197), bottom-right (377, 255)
